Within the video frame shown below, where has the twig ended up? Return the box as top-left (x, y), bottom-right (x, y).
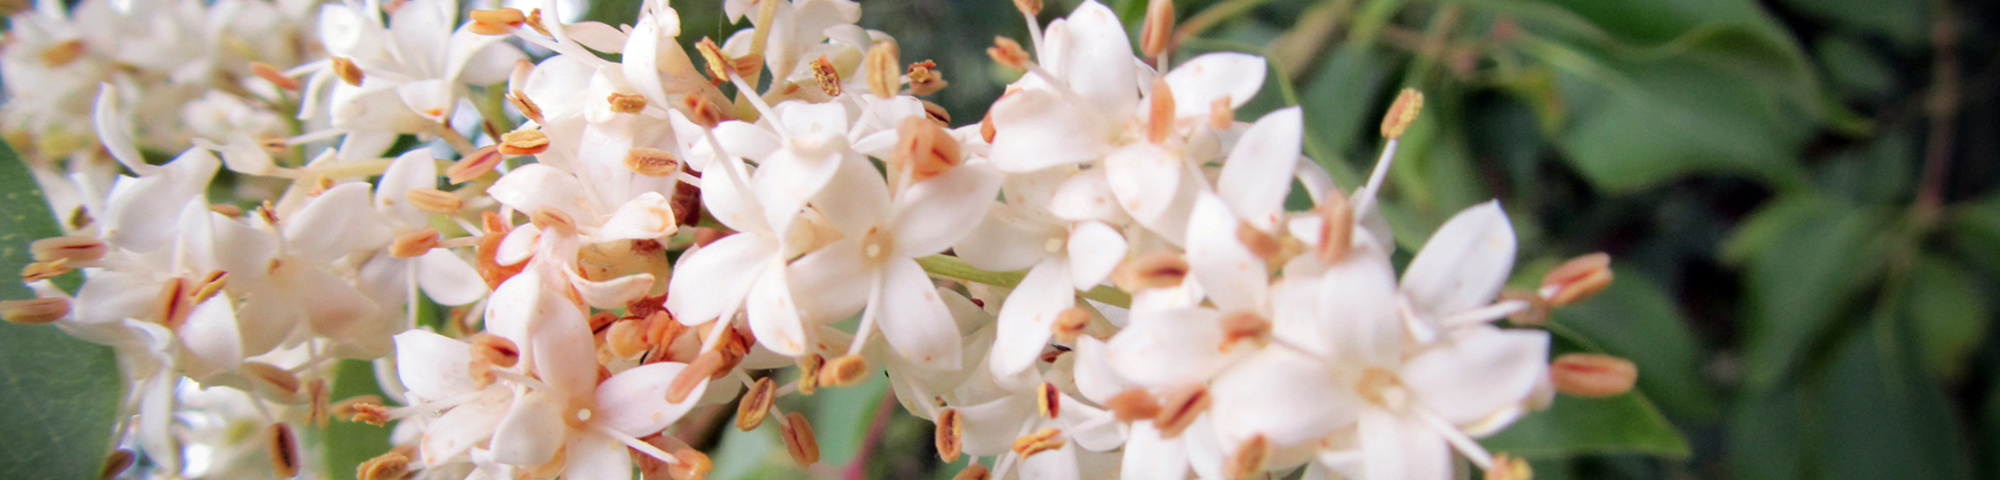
top-left (841, 390), bottom-right (901, 480)
top-left (1915, 0), bottom-right (1960, 220)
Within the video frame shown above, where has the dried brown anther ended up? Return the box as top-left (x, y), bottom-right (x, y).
top-left (1037, 382), bottom-right (1062, 419)
top-left (338, 399), bottom-right (390, 425)
top-left (797, 354), bottom-right (825, 395)
top-left (809, 55), bottom-right (842, 96)
top-left (100, 449), bottom-right (134, 480)
top-left (624, 148), bottom-right (682, 177)
top-left (268, 423), bottom-right (300, 478)
top-left (331, 57), bottom-right (365, 86)
top-left (695, 37), bottom-right (733, 83)
top-left (736, 377), bottom-right (777, 431)
top-left (779, 411), bottom-right (820, 466)
top-left (907, 60), bottom-right (947, 96)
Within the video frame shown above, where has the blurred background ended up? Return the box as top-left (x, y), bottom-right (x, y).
top-left (583, 0), bottom-right (1998, 478)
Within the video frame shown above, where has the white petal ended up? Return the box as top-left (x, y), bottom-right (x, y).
top-left (890, 164), bottom-right (1003, 257)
top-left (285, 182), bottom-right (392, 263)
top-left (421, 393), bottom-right (508, 467)
top-left (176, 296), bottom-right (240, 382)
top-left (593, 192), bottom-right (679, 242)
top-left (565, 268), bottom-right (655, 310)
top-left (489, 164), bottom-right (592, 221)
top-left (1018, 441), bottom-right (1082, 480)
top-left (1163, 53), bottom-right (1266, 119)
top-left (1216, 107), bottom-right (1303, 230)
top-left (989, 260), bottom-right (1073, 376)
top-left (562, 432), bottom-right (633, 480)
top-left (596, 362), bottom-right (705, 436)
top-left (953, 206), bottom-right (1057, 272)
top-left (376, 149), bottom-right (439, 228)
top-left (875, 259), bottom-right (961, 370)
top-left (667, 234), bottom-right (774, 324)
top-left (1279, 253), bottom-right (1401, 366)
top-left (804, 155), bottom-right (890, 239)
top-left (1066, 221), bottom-right (1127, 288)
top-left (1401, 201), bottom-right (1516, 325)
top-left (988, 89), bottom-right (1110, 173)
top-left (1358, 409), bottom-right (1450, 480)
top-left (1104, 143), bottom-right (1182, 225)
top-left (955, 396), bottom-right (1034, 456)
top-left (744, 264), bottom-right (808, 356)
top-left (93, 84), bottom-right (152, 174)
top-left (1403, 327), bottom-right (1550, 425)
top-left (1105, 308), bottom-right (1226, 388)
top-left (1122, 421), bottom-right (1190, 480)
top-left (1068, 335), bottom-right (1131, 404)
top-left (394, 330), bottom-right (478, 401)
top-left (530, 291), bottom-right (599, 400)
top-left (489, 391), bottom-right (568, 466)
top-left (1186, 193), bottom-right (1267, 314)
top-left (757, 151), bottom-right (847, 236)
top-left (1057, 1), bottom-right (1140, 119)
top-left (786, 239), bottom-right (872, 323)
top-left (1048, 168), bottom-right (1124, 222)
top-left (1208, 349), bottom-right (1354, 447)
top-left (417, 250), bottom-right (489, 306)
top-left (698, 159), bottom-right (769, 235)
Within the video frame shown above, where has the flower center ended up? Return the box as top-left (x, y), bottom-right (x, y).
top-left (860, 227), bottom-right (893, 265)
top-left (1356, 366), bottom-right (1409, 412)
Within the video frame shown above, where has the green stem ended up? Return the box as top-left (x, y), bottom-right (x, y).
top-left (915, 255), bottom-right (1132, 308)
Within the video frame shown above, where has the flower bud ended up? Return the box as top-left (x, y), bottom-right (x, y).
top-left (1551, 353), bottom-right (1637, 397)
top-left (1380, 88), bottom-right (1423, 139)
top-left (1541, 252), bottom-right (1613, 306)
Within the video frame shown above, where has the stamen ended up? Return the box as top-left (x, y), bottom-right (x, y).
top-left (1235, 223), bottom-right (1280, 260)
top-left (1222, 434), bottom-right (1269, 480)
top-left (908, 60), bottom-right (947, 96)
top-left (625, 148), bottom-right (682, 177)
top-left (470, 8), bottom-right (528, 26)
top-left (244, 361), bottom-right (303, 399)
top-left (40, 39), bottom-right (84, 67)
top-left (779, 412), bottom-right (820, 466)
top-left (736, 377), bottom-right (777, 431)
top-left (469, 333), bottom-right (520, 388)
top-left (1209, 97), bottom-right (1236, 129)
top-left (608, 92), bottom-right (649, 114)
top-left (20, 258), bottom-right (71, 282)
top-left (507, 90), bottom-right (545, 125)
top-left (1107, 388), bottom-right (1160, 422)
top-left (267, 423), bottom-right (300, 478)
top-left (1009, 427), bottom-right (1065, 457)
top-left (979, 110), bottom-right (997, 143)
top-left (1355, 366), bottom-right (1407, 411)
top-left (1152, 385), bottom-right (1209, 438)
top-left (607, 318), bottom-right (650, 358)
top-left (193, 270), bottom-right (228, 303)
top-left (667, 351), bottom-right (725, 403)
top-left (865, 42), bottom-right (901, 98)
top-left (695, 38), bottom-right (733, 85)
top-left (530, 207), bottom-right (577, 236)
top-left (388, 228), bottom-right (441, 258)
top-left (251, 62), bottom-right (300, 91)
top-left (1139, 0), bottom-right (1176, 59)
top-left (1380, 88), bottom-right (1424, 139)
top-left (1488, 453), bottom-right (1533, 480)
top-left (668, 447), bottom-right (713, 480)
top-left (1113, 253), bottom-right (1190, 292)
top-left (935, 407), bottom-right (964, 462)
top-left (1315, 194), bottom-right (1354, 263)
top-left (445, 145), bottom-right (503, 184)
top-left (892, 117), bottom-right (962, 182)
top-left (1219, 311), bottom-right (1271, 351)
top-left (0, 298), bottom-right (68, 325)
top-left (405, 188), bottom-right (463, 214)
top-left (809, 55), bottom-right (842, 96)
top-left (819, 354), bottom-right (869, 387)
top-left (307, 378), bottom-right (330, 427)
top-left (1550, 353), bottom-right (1637, 397)
top-left (681, 95), bottom-right (727, 128)
top-left (1541, 252), bottom-right (1613, 306)
top-left (797, 353), bottom-right (825, 395)
top-left (1051, 307), bottom-right (1091, 344)
top-left (1037, 382), bottom-right (1061, 419)
top-left (920, 99), bottom-right (952, 123)
top-left (524, 8), bottom-right (553, 36)
top-left (152, 277), bottom-right (194, 328)
top-left (1012, 0), bottom-right (1043, 16)
top-left (953, 463), bottom-right (992, 480)
top-left (1499, 289), bottom-right (1550, 325)
top-left (331, 57), bottom-right (365, 86)
top-left (498, 126), bottom-right (550, 155)
top-left (100, 449), bottom-right (134, 480)
top-left (356, 450), bottom-right (412, 480)
top-left (1146, 77), bottom-right (1178, 145)
top-left (210, 203), bottom-right (244, 217)
top-left (340, 401), bottom-right (390, 425)
top-left (987, 37), bottom-right (1030, 71)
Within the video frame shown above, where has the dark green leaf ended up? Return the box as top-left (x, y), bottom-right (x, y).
top-left (1480, 324), bottom-right (1690, 458)
top-left (1813, 331), bottom-right (1971, 479)
top-left (1905, 256), bottom-right (1988, 381)
top-left (0, 139), bottom-right (124, 480)
top-left (1739, 202), bottom-right (1889, 391)
top-left (808, 373), bottom-right (890, 467)
top-left (1549, 270), bottom-right (1720, 420)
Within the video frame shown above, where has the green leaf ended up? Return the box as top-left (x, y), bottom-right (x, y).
top-left (808, 373), bottom-right (889, 467)
top-left (1738, 202), bottom-right (1889, 391)
top-left (1725, 386), bottom-right (1810, 480)
top-left (1480, 324), bottom-right (1690, 458)
top-left (1548, 270), bottom-right (1720, 420)
top-left (0, 139), bottom-right (124, 480)
top-left (317, 360), bottom-right (393, 480)
top-left (1813, 330), bottom-right (1971, 480)
top-left (1773, 0), bottom-right (1927, 47)
top-left (1905, 256), bottom-right (1988, 381)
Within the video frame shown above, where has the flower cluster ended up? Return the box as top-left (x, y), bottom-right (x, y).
top-left (3, 0), bottom-right (1630, 479)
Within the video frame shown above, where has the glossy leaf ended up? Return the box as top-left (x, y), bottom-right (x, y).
top-left (0, 139), bottom-right (124, 480)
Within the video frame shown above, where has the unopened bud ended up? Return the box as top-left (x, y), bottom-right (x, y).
top-left (388, 228), bottom-right (441, 258)
top-left (625, 148), bottom-right (682, 177)
top-left (251, 62), bottom-right (300, 91)
top-left (404, 188), bottom-right (462, 214)
top-left (331, 57), bottom-right (365, 86)
top-left (1153, 385), bottom-right (1209, 438)
top-left (935, 407), bottom-right (963, 462)
top-left (1380, 88), bottom-right (1423, 139)
top-left (1541, 253), bottom-right (1612, 306)
top-left (267, 423), bottom-right (300, 478)
top-left (445, 145), bottom-right (503, 184)
top-left (1223, 434), bottom-right (1269, 480)
top-left (1, 298), bottom-right (69, 325)
top-left (779, 411), bottom-right (820, 466)
top-left (819, 354), bottom-right (869, 387)
top-left (865, 42), bottom-right (901, 98)
top-left (499, 127), bottom-right (550, 155)
top-left (1139, 0), bottom-right (1176, 58)
top-left (988, 37), bottom-right (1029, 70)
top-left (1550, 353), bottom-right (1637, 397)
